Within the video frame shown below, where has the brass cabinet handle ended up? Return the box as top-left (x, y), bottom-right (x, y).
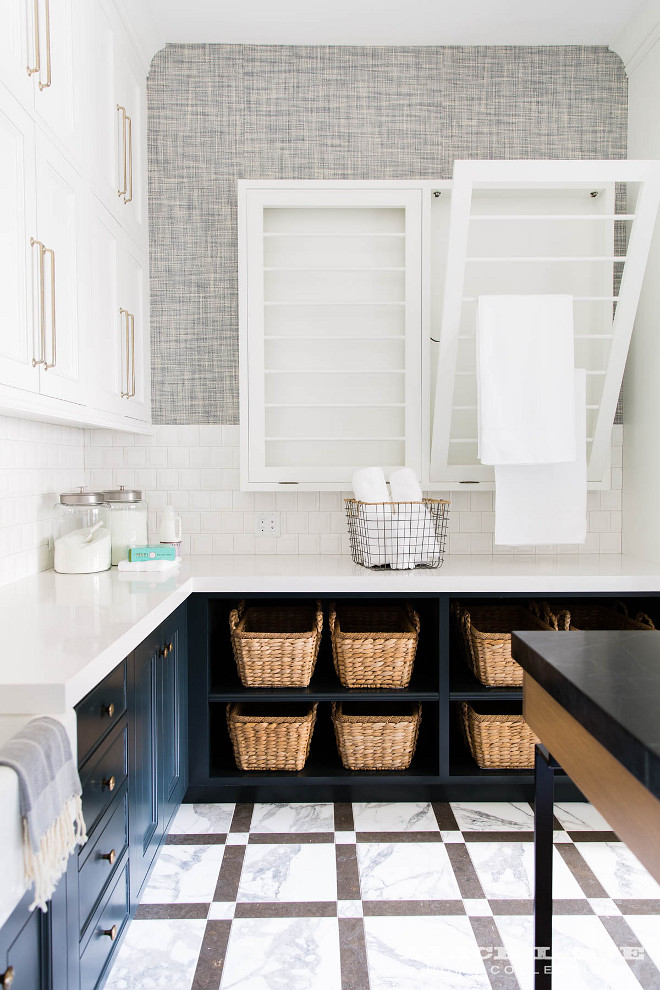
top-left (42, 245), bottom-right (56, 369)
top-left (102, 702), bottom-right (115, 718)
top-left (30, 237), bottom-right (46, 367)
top-left (101, 775), bottom-right (116, 792)
top-left (38, 0), bottom-right (51, 90)
top-left (160, 645), bottom-right (169, 658)
top-left (129, 312), bottom-right (135, 397)
top-left (101, 848), bottom-right (116, 866)
top-left (124, 115), bottom-right (133, 205)
top-left (116, 105), bottom-right (127, 198)
top-left (0, 966), bottom-right (15, 987)
top-left (27, 0), bottom-right (40, 76)
top-left (169, 642), bottom-right (173, 652)
top-left (120, 308), bottom-right (130, 398)
top-left (102, 925), bottom-right (118, 941)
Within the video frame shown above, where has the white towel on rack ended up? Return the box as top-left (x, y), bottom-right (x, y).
top-left (477, 294), bottom-right (576, 465)
top-left (494, 369), bottom-right (587, 546)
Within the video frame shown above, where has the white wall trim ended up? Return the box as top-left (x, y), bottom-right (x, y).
top-left (611, 0), bottom-right (660, 75)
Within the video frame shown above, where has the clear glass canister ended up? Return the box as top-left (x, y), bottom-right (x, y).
top-left (54, 489), bottom-right (111, 574)
top-left (103, 486), bottom-right (148, 565)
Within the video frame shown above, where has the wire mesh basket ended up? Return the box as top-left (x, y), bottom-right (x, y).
top-left (345, 498), bottom-right (449, 569)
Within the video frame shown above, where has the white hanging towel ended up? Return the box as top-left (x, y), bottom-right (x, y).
top-left (494, 369), bottom-right (587, 546)
top-left (477, 294), bottom-right (576, 465)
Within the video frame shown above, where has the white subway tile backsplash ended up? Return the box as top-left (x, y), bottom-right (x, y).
top-left (0, 418), bottom-right (628, 583)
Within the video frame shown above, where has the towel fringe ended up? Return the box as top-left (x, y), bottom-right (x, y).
top-left (24, 794), bottom-right (88, 912)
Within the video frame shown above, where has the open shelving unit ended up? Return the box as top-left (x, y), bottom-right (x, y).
top-left (185, 590), bottom-right (660, 803)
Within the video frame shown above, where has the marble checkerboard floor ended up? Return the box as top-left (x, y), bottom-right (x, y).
top-left (105, 801), bottom-right (660, 990)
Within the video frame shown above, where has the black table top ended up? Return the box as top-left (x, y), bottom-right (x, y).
top-left (512, 630), bottom-right (660, 801)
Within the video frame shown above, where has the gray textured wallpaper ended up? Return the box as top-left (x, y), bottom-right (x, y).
top-left (147, 45), bottom-right (627, 424)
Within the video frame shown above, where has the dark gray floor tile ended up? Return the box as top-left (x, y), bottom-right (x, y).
top-left (339, 918), bottom-right (370, 990)
top-left (230, 802), bottom-right (254, 832)
top-left (248, 831), bottom-right (334, 844)
top-left (363, 899), bottom-right (465, 915)
top-left (335, 803), bottom-right (355, 831)
top-left (488, 899), bottom-right (593, 915)
top-left (432, 802), bottom-right (459, 830)
top-left (615, 899), bottom-right (660, 913)
top-left (567, 830), bottom-right (619, 843)
top-left (234, 902), bottom-right (337, 917)
top-left (336, 844), bottom-right (362, 901)
top-left (356, 830), bottom-right (443, 843)
top-left (213, 844), bottom-right (246, 902)
top-left (190, 920), bottom-right (231, 990)
top-left (166, 833), bottom-right (226, 845)
top-left (600, 915), bottom-right (660, 989)
top-left (462, 831), bottom-right (535, 843)
top-left (471, 916), bottom-right (521, 989)
top-left (555, 843), bottom-right (609, 898)
top-left (134, 903), bottom-right (209, 920)
top-left (445, 842), bottom-right (486, 899)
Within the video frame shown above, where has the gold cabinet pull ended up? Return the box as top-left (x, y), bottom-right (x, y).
top-left (27, 0), bottom-right (40, 76)
top-left (160, 645), bottom-right (169, 658)
top-left (120, 308), bottom-right (130, 398)
top-left (124, 115), bottom-right (133, 205)
top-left (129, 312), bottom-right (135, 397)
top-left (42, 245), bottom-right (56, 369)
top-left (30, 237), bottom-right (46, 368)
top-left (101, 848), bottom-right (116, 866)
top-left (102, 925), bottom-right (118, 941)
top-left (101, 775), bottom-right (116, 792)
top-left (0, 966), bottom-right (15, 987)
top-left (38, 0), bottom-right (52, 90)
top-left (116, 105), bottom-right (127, 198)
top-left (102, 702), bottom-right (115, 718)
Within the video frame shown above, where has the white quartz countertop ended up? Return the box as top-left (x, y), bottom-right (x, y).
top-left (2, 552), bottom-right (660, 714)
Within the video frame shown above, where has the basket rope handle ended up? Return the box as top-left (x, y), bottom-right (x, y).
top-left (635, 611), bottom-right (656, 629)
top-left (537, 601), bottom-right (571, 631)
top-left (315, 600), bottom-right (324, 635)
top-left (405, 603), bottom-right (421, 635)
top-left (614, 599), bottom-right (631, 619)
top-left (228, 599), bottom-right (246, 634)
top-left (459, 610), bottom-right (478, 667)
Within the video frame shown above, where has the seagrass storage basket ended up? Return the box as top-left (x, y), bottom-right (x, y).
top-left (344, 498), bottom-right (449, 569)
top-left (332, 702), bottom-right (421, 770)
top-left (226, 703), bottom-right (318, 771)
top-left (329, 602), bottom-right (420, 689)
top-left (460, 702), bottom-right (538, 770)
top-left (537, 600), bottom-right (655, 633)
top-left (229, 600), bottom-right (323, 688)
top-left (453, 602), bottom-right (557, 688)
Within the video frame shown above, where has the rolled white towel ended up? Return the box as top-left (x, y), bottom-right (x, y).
top-left (352, 467), bottom-right (389, 503)
top-left (387, 503), bottom-right (440, 569)
top-left (389, 468), bottom-right (423, 502)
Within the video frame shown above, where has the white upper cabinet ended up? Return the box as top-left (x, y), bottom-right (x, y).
top-left (239, 183), bottom-right (423, 490)
top-left (0, 90), bottom-right (38, 394)
top-left (0, 0), bottom-right (151, 429)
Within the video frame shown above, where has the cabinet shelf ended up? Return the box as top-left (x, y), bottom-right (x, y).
top-left (263, 232), bottom-right (406, 238)
top-left (263, 266), bottom-right (406, 272)
top-left (263, 301), bottom-right (406, 307)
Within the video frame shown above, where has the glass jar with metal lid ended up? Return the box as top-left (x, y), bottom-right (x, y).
top-left (103, 486), bottom-right (148, 565)
top-left (54, 489), bottom-right (111, 573)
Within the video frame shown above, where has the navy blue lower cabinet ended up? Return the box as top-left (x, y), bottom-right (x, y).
top-left (0, 892), bottom-right (46, 990)
top-left (129, 604), bottom-right (188, 908)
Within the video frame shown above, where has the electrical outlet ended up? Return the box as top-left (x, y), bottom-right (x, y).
top-left (256, 511), bottom-right (280, 537)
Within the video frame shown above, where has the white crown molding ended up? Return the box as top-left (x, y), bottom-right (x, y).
top-left (108, 0), bottom-right (167, 73)
top-left (611, 0), bottom-right (660, 75)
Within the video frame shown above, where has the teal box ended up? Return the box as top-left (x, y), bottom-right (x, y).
top-left (128, 545), bottom-right (176, 562)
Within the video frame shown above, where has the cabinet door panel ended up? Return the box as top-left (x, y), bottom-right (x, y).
top-left (89, 200), bottom-right (125, 416)
top-left (115, 49), bottom-right (146, 245)
top-left (0, 90), bottom-right (38, 393)
top-left (129, 638), bottom-right (159, 903)
top-left (34, 134), bottom-right (85, 403)
top-left (0, 0), bottom-right (35, 107)
top-left (86, 1), bottom-right (119, 212)
top-left (32, 0), bottom-right (82, 160)
top-left (159, 611), bottom-right (188, 832)
top-left (0, 893), bottom-right (45, 990)
top-left (120, 238), bottom-right (150, 422)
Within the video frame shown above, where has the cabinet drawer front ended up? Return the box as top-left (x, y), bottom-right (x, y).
top-left (78, 788), bottom-right (128, 936)
top-left (79, 860), bottom-right (129, 990)
top-left (77, 660), bottom-right (127, 765)
top-left (80, 722), bottom-right (127, 836)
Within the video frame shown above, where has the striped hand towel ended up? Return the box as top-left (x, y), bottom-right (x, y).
top-left (0, 717), bottom-right (87, 910)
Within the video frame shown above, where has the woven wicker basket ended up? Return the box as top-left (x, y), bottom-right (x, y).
top-left (460, 702), bottom-right (538, 770)
top-left (332, 702), bottom-right (421, 770)
top-left (538, 600), bottom-right (655, 633)
top-left (329, 603), bottom-right (420, 689)
top-left (453, 602), bottom-right (557, 688)
top-left (226, 703), bottom-right (318, 771)
top-left (229, 600), bottom-right (323, 688)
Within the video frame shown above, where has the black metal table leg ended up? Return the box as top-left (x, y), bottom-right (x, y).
top-left (534, 744), bottom-right (560, 990)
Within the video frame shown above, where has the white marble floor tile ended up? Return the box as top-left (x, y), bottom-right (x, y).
top-left (335, 831), bottom-right (357, 844)
top-left (220, 917), bottom-right (341, 990)
top-left (104, 919), bottom-right (206, 990)
top-left (467, 843), bottom-right (583, 900)
top-left (208, 902), bottom-right (236, 920)
top-left (364, 916), bottom-right (491, 990)
top-left (623, 915), bottom-right (660, 972)
top-left (576, 841), bottom-right (660, 899)
top-left (357, 842), bottom-right (461, 900)
top-left (450, 802), bottom-right (534, 832)
top-left (463, 899), bottom-right (492, 917)
top-left (338, 900), bottom-right (363, 918)
top-left (553, 802), bottom-right (613, 832)
top-left (440, 831), bottom-right (464, 843)
top-left (169, 802), bottom-right (235, 834)
top-left (250, 803), bottom-right (335, 833)
top-left (495, 914), bottom-right (642, 990)
top-left (141, 844), bottom-right (225, 904)
top-left (588, 898), bottom-right (621, 916)
top-left (225, 832), bottom-right (249, 845)
top-left (352, 802), bottom-right (439, 832)
top-left (237, 843), bottom-right (337, 902)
